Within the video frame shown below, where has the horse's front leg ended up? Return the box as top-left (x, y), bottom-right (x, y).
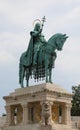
top-left (49, 67), bottom-right (52, 83)
top-left (49, 55), bottom-right (56, 83)
top-left (26, 74), bottom-right (29, 87)
top-left (26, 79), bottom-right (29, 87)
top-left (45, 68), bottom-right (49, 83)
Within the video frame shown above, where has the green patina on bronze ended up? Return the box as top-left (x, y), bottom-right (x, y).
top-left (19, 17), bottom-right (68, 87)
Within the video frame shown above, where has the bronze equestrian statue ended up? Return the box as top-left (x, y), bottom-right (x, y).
top-left (19, 17), bottom-right (68, 87)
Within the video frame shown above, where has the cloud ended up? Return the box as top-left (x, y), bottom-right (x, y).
top-left (0, 50), bottom-right (16, 64)
top-left (0, 0), bottom-right (79, 26)
top-left (56, 36), bottom-right (80, 71)
top-left (0, 0), bottom-right (51, 25)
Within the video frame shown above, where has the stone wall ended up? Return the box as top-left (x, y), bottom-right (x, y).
top-left (71, 116), bottom-right (80, 129)
top-left (0, 116), bottom-right (6, 130)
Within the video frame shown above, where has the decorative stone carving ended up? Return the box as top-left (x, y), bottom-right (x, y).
top-left (35, 102), bottom-right (41, 122)
top-left (40, 101), bottom-right (53, 126)
top-left (28, 102), bottom-right (41, 123)
top-left (52, 103), bottom-right (59, 122)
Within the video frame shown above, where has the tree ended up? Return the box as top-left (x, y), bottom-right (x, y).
top-left (71, 84), bottom-right (80, 116)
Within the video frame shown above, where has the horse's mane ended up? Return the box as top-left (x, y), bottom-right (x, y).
top-left (48, 33), bottom-right (63, 44)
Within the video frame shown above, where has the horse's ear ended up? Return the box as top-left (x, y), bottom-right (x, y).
top-left (65, 36), bottom-right (69, 39)
top-left (63, 34), bottom-right (69, 39)
top-left (63, 34), bottom-right (66, 36)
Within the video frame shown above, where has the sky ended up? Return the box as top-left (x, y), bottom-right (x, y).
top-left (0, 0), bottom-right (80, 116)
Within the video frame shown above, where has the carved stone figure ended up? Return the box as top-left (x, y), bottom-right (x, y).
top-left (40, 101), bottom-right (53, 126)
top-left (19, 17), bottom-right (68, 87)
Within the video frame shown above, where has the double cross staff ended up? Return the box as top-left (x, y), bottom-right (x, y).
top-left (41, 16), bottom-right (46, 30)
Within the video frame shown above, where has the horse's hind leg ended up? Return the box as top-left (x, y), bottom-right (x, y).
top-left (26, 79), bottom-right (29, 87)
top-left (26, 68), bottom-right (30, 87)
top-left (21, 67), bottom-right (25, 88)
top-left (46, 69), bottom-right (49, 82)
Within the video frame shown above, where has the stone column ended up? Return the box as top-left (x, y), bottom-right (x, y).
top-left (22, 103), bottom-right (28, 125)
top-left (28, 104), bottom-right (34, 123)
top-left (5, 106), bottom-right (11, 126)
top-left (65, 103), bottom-right (72, 125)
top-left (11, 106), bottom-right (15, 125)
top-left (62, 103), bottom-right (72, 125)
top-left (17, 105), bottom-right (23, 124)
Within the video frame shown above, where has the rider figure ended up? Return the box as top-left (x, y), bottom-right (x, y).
top-left (30, 22), bottom-right (47, 65)
top-left (25, 20), bottom-right (47, 67)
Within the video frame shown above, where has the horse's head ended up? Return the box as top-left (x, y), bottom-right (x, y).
top-left (55, 33), bottom-right (68, 51)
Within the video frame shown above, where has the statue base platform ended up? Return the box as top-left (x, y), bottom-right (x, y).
top-left (2, 83), bottom-right (75, 130)
top-left (2, 124), bottom-right (76, 130)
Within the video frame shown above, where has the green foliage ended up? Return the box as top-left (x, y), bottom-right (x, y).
top-left (71, 85), bottom-right (80, 116)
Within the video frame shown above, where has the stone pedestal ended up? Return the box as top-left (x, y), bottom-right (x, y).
top-left (39, 125), bottom-right (54, 130)
top-left (2, 83), bottom-right (74, 130)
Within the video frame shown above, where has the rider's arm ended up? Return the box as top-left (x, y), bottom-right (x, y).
top-left (30, 29), bottom-right (42, 37)
top-left (41, 35), bottom-right (47, 44)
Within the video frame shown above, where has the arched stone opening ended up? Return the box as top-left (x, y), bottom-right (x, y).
top-left (28, 101), bottom-right (41, 123)
top-left (51, 102), bottom-right (71, 125)
top-left (10, 104), bottom-right (23, 125)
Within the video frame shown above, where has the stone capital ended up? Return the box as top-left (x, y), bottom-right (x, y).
top-left (5, 105), bottom-right (11, 114)
top-left (21, 102), bottom-right (28, 108)
top-left (65, 103), bottom-right (72, 108)
top-left (5, 105), bottom-right (11, 110)
top-left (40, 100), bottom-right (53, 106)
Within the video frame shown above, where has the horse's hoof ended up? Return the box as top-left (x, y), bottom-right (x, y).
top-left (21, 86), bottom-right (24, 88)
top-left (46, 81), bottom-right (48, 83)
top-left (50, 81), bottom-right (53, 84)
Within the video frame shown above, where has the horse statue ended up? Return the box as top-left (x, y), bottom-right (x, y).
top-left (19, 33), bottom-right (68, 87)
